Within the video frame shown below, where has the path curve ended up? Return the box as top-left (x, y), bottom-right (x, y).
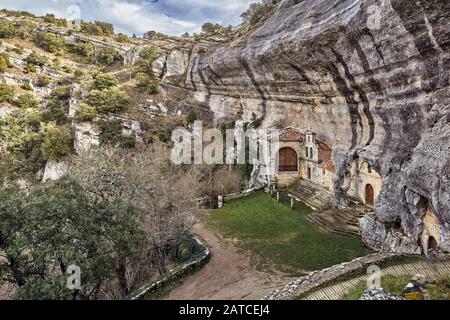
top-left (164, 221), bottom-right (293, 300)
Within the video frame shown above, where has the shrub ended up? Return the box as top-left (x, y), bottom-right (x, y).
top-left (139, 46), bottom-right (157, 61)
top-left (0, 83), bottom-right (15, 102)
top-left (201, 22), bottom-right (225, 34)
top-left (33, 32), bottom-right (66, 53)
top-left (42, 14), bottom-right (67, 27)
top-left (135, 72), bottom-right (149, 87)
top-left (71, 42), bottom-right (94, 57)
top-left (98, 119), bottom-right (135, 148)
top-left (97, 46), bottom-right (120, 65)
top-left (16, 93), bottom-right (39, 108)
top-left (185, 109), bottom-right (197, 124)
top-left (0, 56), bottom-right (8, 72)
top-left (93, 73), bottom-right (118, 90)
top-left (148, 83), bottom-right (158, 95)
top-left (240, 2), bottom-right (276, 25)
top-left (25, 63), bottom-right (36, 73)
top-left (85, 87), bottom-right (129, 113)
top-left (13, 44), bottom-right (24, 55)
top-left (52, 58), bottom-right (61, 70)
top-left (74, 69), bottom-right (84, 82)
top-left (62, 65), bottom-right (73, 74)
top-left (0, 19), bottom-right (16, 38)
top-left (116, 33), bottom-right (128, 43)
top-left (26, 51), bottom-right (48, 66)
top-left (0, 53), bottom-right (12, 67)
top-left (20, 83), bottom-right (33, 91)
top-left (138, 46), bottom-right (157, 72)
top-left (40, 124), bottom-right (71, 161)
top-left (37, 74), bottom-right (52, 87)
top-left (74, 104), bottom-right (97, 122)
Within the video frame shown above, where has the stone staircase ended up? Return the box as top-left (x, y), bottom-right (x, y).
top-left (306, 206), bottom-right (370, 236)
top-left (286, 179), bottom-right (332, 211)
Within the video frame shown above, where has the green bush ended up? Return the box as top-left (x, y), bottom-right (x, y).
top-left (74, 69), bottom-right (84, 82)
top-left (185, 109), bottom-right (197, 124)
top-left (99, 119), bottom-right (136, 148)
top-left (135, 72), bottom-right (149, 87)
top-left (0, 83), bottom-right (15, 102)
top-left (0, 19), bottom-right (16, 38)
top-left (26, 51), bottom-right (49, 66)
top-left (70, 42), bottom-right (94, 57)
top-left (20, 83), bottom-right (33, 91)
top-left (116, 33), bottom-right (129, 43)
top-left (37, 74), bottom-right (52, 87)
top-left (25, 63), bottom-right (37, 73)
top-left (40, 124), bottom-right (71, 161)
top-left (138, 46), bottom-right (157, 72)
top-left (0, 56), bottom-right (8, 72)
top-left (62, 65), bottom-right (73, 74)
top-left (81, 21), bottom-right (114, 36)
top-left (148, 83), bottom-right (158, 95)
top-left (13, 44), bottom-right (24, 55)
top-left (16, 93), bottom-right (39, 108)
top-left (97, 46), bottom-right (120, 65)
top-left (74, 104), bottom-right (98, 122)
top-left (33, 32), bottom-right (66, 53)
top-left (42, 14), bottom-right (67, 27)
top-left (93, 73), bottom-right (118, 90)
top-left (85, 87), bottom-right (129, 113)
top-left (52, 58), bottom-right (61, 70)
top-left (139, 46), bottom-right (157, 61)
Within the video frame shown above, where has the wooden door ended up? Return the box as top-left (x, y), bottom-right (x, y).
top-left (365, 184), bottom-right (374, 207)
top-left (278, 148), bottom-right (298, 172)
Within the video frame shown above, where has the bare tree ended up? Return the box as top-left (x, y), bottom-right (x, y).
top-left (69, 144), bottom-right (198, 297)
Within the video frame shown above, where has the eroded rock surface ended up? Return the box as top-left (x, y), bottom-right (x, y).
top-left (160, 0), bottom-right (449, 254)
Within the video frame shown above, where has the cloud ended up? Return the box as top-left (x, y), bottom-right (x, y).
top-left (0, 0), bottom-right (259, 36)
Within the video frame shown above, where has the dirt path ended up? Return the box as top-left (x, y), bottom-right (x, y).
top-left (164, 221), bottom-right (293, 300)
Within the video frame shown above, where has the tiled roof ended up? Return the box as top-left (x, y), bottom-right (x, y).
top-left (315, 139), bottom-right (331, 151)
top-left (318, 159), bottom-right (336, 173)
top-left (278, 128), bottom-right (304, 141)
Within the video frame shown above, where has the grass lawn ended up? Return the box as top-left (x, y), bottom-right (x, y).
top-left (204, 191), bottom-right (372, 276)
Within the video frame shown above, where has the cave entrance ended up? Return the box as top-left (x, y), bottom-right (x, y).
top-left (365, 184), bottom-right (374, 207)
top-left (428, 236), bottom-right (438, 251)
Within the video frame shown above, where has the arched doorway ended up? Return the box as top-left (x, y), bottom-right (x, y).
top-left (428, 236), bottom-right (438, 251)
top-left (365, 184), bottom-right (374, 207)
top-left (278, 147), bottom-right (298, 172)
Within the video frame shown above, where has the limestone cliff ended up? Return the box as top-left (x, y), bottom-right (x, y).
top-left (161, 0), bottom-right (450, 254)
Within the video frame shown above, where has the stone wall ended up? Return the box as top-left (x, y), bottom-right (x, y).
top-left (128, 236), bottom-right (210, 300)
top-left (264, 252), bottom-right (397, 300)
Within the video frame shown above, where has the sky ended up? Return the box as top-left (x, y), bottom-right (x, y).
top-left (0, 0), bottom-right (259, 36)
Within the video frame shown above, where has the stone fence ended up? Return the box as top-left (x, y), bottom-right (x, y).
top-left (127, 236), bottom-right (210, 300)
top-left (263, 252), bottom-right (398, 300)
top-left (218, 187), bottom-right (263, 208)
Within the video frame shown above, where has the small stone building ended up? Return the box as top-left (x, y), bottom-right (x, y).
top-left (273, 128), bottom-right (335, 189)
top-left (347, 160), bottom-right (382, 207)
top-left (421, 206), bottom-right (442, 255)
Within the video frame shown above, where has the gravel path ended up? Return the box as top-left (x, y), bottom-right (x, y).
top-left (164, 221), bottom-right (294, 300)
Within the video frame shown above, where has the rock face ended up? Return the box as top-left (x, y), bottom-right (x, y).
top-left (164, 50), bottom-right (190, 78)
top-left (163, 0), bottom-right (450, 254)
top-left (42, 161), bottom-right (69, 182)
top-left (361, 288), bottom-right (404, 300)
top-left (73, 122), bottom-right (101, 154)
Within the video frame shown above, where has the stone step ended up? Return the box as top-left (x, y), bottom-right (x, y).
top-left (286, 180), bottom-right (332, 211)
top-left (305, 207), bottom-right (367, 237)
